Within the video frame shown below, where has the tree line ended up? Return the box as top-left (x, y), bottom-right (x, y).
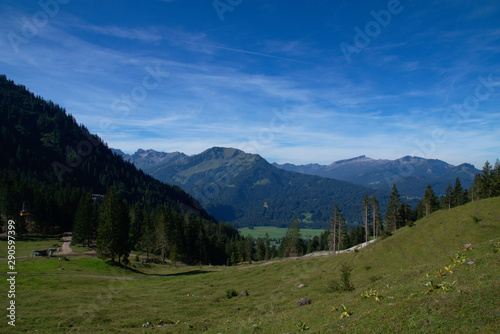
top-left (415, 160), bottom-right (500, 218)
top-left (71, 186), bottom-right (246, 265)
top-left (43, 159), bottom-right (500, 265)
top-left (255, 159), bottom-right (500, 261)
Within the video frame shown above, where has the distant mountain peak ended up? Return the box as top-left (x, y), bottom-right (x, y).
top-left (330, 155), bottom-right (373, 165)
top-left (274, 154), bottom-right (480, 197)
top-left (199, 146), bottom-right (264, 162)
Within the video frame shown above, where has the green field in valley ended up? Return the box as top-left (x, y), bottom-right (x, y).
top-left (238, 226), bottom-right (325, 241)
top-left (0, 198), bottom-right (499, 333)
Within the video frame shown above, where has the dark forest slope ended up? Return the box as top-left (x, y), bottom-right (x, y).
top-left (0, 75), bottom-right (211, 231)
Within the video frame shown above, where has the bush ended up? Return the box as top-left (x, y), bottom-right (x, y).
top-left (225, 289), bottom-right (238, 299)
top-left (340, 263), bottom-right (355, 291)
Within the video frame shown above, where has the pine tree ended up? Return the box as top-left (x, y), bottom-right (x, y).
top-left (244, 235), bottom-right (255, 262)
top-left (442, 184), bottom-right (453, 209)
top-left (256, 237), bottom-right (266, 261)
top-left (338, 212), bottom-right (348, 250)
top-left (329, 206), bottom-right (337, 252)
top-left (279, 218), bottom-right (302, 257)
top-left (154, 209), bottom-right (168, 262)
top-left (470, 174), bottom-right (481, 202)
top-left (371, 195), bottom-right (382, 238)
top-left (452, 177), bottom-right (465, 207)
top-left (362, 194), bottom-right (371, 243)
top-left (96, 187), bottom-right (131, 264)
top-left (72, 192), bottom-right (97, 247)
top-left (423, 184), bottom-right (439, 216)
top-left (493, 159), bottom-right (500, 197)
top-left (264, 233), bottom-right (271, 260)
top-left (138, 209), bottom-right (154, 261)
top-left (385, 184), bottom-right (401, 232)
top-left (479, 161), bottom-right (493, 198)
top-left (129, 202), bottom-right (144, 248)
top-left (329, 205), bottom-right (348, 250)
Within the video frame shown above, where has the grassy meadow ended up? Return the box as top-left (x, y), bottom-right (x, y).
top-left (0, 234), bottom-right (63, 258)
top-left (238, 226), bottom-right (324, 242)
top-left (1, 197), bottom-right (499, 333)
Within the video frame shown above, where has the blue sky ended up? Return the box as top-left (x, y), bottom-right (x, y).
top-left (1, 0), bottom-right (499, 168)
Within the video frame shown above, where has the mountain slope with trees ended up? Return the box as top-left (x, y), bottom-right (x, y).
top-left (116, 147), bottom-right (390, 229)
top-left (0, 75), bottom-right (243, 265)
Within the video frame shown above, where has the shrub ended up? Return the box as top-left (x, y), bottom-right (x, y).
top-left (225, 289), bottom-right (238, 299)
top-left (340, 263), bottom-right (355, 291)
top-left (328, 262), bottom-right (355, 292)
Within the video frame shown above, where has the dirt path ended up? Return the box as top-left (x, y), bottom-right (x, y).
top-left (238, 239), bottom-right (376, 269)
top-left (58, 232), bottom-right (73, 254)
top-left (55, 232), bottom-right (96, 256)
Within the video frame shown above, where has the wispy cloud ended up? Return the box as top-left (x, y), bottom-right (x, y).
top-left (1, 1), bottom-right (498, 169)
top-left (80, 25), bottom-right (163, 42)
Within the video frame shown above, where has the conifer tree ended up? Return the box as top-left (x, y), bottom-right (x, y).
top-left (492, 159), bottom-right (500, 197)
top-left (442, 184), bottom-right (453, 209)
top-left (423, 184), bottom-right (439, 216)
top-left (96, 187), bottom-right (131, 264)
top-left (338, 212), bottom-right (348, 250)
top-left (279, 218), bottom-right (302, 257)
top-left (399, 203), bottom-right (414, 227)
top-left (362, 194), bottom-right (371, 242)
top-left (479, 161), bottom-right (493, 198)
top-left (138, 209), bottom-right (154, 261)
top-left (129, 202), bottom-right (144, 247)
top-left (72, 192), bottom-right (97, 247)
top-left (256, 237), bottom-right (266, 261)
top-left (264, 233), bottom-right (271, 260)
top-left (244, 235), bottom-right (255, 261)
top-left (452, 177), bottom-right (465, 207)
top-left (470, 174), bottom-right (481, 202)
top-left (329, 204), bottom-right (342, 252)
top-left (385, 184), bottom-right (401, 232)
top-left (371, 195), bottom-right (382, 238)
top-left (154, 209), bottom-right (168, 262)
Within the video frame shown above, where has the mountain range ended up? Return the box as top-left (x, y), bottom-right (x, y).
top-left (114, 148), bottom-right (480, 228)
top-left (113, 147), bottom-right (388, 228)
top-left (273, 155), bottom-right (480, 197)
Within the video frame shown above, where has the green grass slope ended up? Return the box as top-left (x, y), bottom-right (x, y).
top-left (1, 198), bottom-right (499, 333)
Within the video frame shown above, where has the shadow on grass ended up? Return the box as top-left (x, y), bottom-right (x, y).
top-left (105, 260), bottom-right (214, 277)
top-left (0, 234), bottom-right (61, 241)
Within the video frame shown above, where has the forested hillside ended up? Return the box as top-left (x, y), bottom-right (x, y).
top-left (0, 75), bottom-right (242, 265)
